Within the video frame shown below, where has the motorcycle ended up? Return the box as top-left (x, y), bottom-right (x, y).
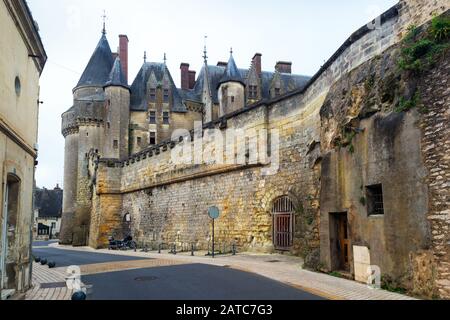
top-left (108, 235), bottom-right (137, 251)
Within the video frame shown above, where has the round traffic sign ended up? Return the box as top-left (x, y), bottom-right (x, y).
top-left (208, 206), bottom-right (220, 220)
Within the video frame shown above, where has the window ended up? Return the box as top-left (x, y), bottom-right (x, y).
top-left (149, 111), bottom-right (156, 124)
top-left (15, 76), bottom-right (21, 96)
top-left (231, 96), bottom-right (235, 103)
top-left (249, 85), bottom-right (258, 99)
top-left (137, 137), bottom-right (142, 145)
top-left (149, 88), bottom-right (156, 101)
top-left (149, 132), bottom-right (156, 145)
top-left (366, 184), bottom-right (384, 215)
top-left (113, 140), bottom-right (118, 149)
top-left (163, 89), bottom-right (169, 102)
top-left (51, 222), bottom-right (56, 229)
top-left (275, 88), bottom-right (281, 97)
top-left (163, 111), bottom-right (170, 125)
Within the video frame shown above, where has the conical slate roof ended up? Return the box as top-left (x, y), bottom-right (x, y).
top-left (76, 33), bottom-right (114, 88)
top-left (104, 57), bottom-right (128, 88)
top-left (217, 52), bottom-right (245, 88)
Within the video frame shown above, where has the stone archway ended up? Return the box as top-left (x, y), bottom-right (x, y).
top-left (122, 212), bottom-right (132, 238)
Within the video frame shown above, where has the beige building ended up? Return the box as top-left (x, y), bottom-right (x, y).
top-left (0, 0), bottom-right (46, 299)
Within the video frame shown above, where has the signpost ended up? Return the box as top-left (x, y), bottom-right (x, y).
top-left (208, 206), bottom-right (220, 258)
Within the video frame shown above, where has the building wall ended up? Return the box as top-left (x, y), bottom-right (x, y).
top-left (0, 0), bottom-right (45, 294)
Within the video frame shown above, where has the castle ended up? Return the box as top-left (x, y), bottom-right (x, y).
top-left (60, 0), bottom-right (450, 299)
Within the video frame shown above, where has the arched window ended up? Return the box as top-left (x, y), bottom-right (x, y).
top-left (272, 196), bottom-right (295, 250)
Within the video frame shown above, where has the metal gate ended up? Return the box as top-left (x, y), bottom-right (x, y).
top-left (272, 196), bottom-right (294, 250)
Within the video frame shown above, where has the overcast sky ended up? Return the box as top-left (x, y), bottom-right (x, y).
top-left (27, 0), bottom-right (397, 189)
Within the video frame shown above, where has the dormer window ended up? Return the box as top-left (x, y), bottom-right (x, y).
top-left (163, 89), bottom-right (169, 102)
top-left (149, 88), bottom-right (156, 102)
top-left (249, 85), bottom-right (258, 99)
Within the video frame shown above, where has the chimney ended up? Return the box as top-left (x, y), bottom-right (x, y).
top-left (275, 61), bottom-right (292, 74)
top-left (188, 70), bottom-right (196, 89)
top-left (119, 35), bottom-right (129, 82)
top-left (180, 63), bottom-right (190, 90)
top-left (217, 61), bottom-right (228, 68)
top-left (252, 53), bottom-right (262, 76)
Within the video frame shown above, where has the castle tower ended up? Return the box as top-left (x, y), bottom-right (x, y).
top-left (60, 31), bottom-right (115, 245)
top-left (217, 49), bottom-right (245, 117)
top-left (103, 57), bottom-right (130, 160)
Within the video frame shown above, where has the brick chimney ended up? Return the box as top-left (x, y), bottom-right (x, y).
top-left (180, 63), bottom-right (190, 90)
top-left (275, 61), bottom-right (292, 74)
top-left (119, 35), bottom-right (129, 82)
top-left (252, 53), bottom-right (262, 76)
top-left (188, 70), bottom-right (196, 89)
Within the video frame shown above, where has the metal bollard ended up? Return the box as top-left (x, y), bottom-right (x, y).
top-left (158, 243), bottom-right (162, 254)
top-left (191, 244), bottom-right (195, 256)
top-left (232, 244), bottom-right (236, 256)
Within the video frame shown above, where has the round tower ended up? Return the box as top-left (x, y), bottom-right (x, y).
top-left (217, 49), bottom-right (245, 117)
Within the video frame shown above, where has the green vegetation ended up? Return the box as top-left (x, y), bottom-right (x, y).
top-left (399, 17), bottom-right (450, 74)
top-left (381, 275), bottom-right (407, 294)
top-left (395, 91), bottom-right (421, 113)
top-left (359, 197), bottom-right (367, 206)
top-left (430, 15), bottom-right (450, 42)
top-left (329, 271), bottom-right (343, 278)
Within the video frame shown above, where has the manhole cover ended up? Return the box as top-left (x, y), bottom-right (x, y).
top-left (266, 260), bottom-right (281, 263)
top-left (134, 276), bottom-right (158, 282)
top-left (40, 282), bottom-right (67, 289)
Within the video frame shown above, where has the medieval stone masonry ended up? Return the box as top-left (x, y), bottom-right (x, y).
top-left (60, 0), bottom-right (450, 299)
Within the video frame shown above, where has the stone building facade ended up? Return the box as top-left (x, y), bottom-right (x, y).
top-left (61, 0), bottom-right (449, 298)
top-left (0, 0), bottom-right (47, 299)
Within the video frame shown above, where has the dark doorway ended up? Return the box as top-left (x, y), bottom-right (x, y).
top-left (329, 212), bottom-right (350, 271)
top-left (272, 197), bottom-right (295, 250)
top-left (2, 174), bottom-right (20, 290)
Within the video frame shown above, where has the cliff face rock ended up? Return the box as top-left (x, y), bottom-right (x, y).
top-left (319, 14), bottom-right (450, 298)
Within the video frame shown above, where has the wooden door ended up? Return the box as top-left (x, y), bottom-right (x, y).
top-left (338, 215), bottom-right (350, 271)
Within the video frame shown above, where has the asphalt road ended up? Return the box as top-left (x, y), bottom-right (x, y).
top-left (83, 264), bottom-right (323, 300)
top-left (32, 244), bottom-right (324, 300)
top-left (32, 246), bottom-right (149, 267)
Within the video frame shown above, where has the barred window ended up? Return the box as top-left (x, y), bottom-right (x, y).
top-left (366, 184), bottom-right (384, 215)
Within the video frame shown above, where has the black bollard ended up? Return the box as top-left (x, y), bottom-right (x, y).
top-left (71, 291), bottom-right (87, 300)
top-left (48, 261), bottom-right (56, 268)
top-left (40, 258), bottom-right (48, 265)
top-left (34, 257), bottom-right (41, 263)
top-left (191, 244), bottom-right (195, 256)
top-left (232, 244), bottom-right (236, 256)
top-left (158, 244), bottom-right (161, 254)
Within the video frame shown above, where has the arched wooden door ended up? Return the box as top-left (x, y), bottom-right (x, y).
top-left (272, 196), bottom-right (294, 250)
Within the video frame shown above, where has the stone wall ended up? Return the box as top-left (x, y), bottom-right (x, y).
top-left (83, 0), bottom-right (449, 298)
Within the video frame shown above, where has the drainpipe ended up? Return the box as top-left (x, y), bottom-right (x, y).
top-left (28, 166), bottom-right (37, 292)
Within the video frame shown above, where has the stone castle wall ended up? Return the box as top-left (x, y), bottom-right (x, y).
top-left (77, 0), bottom-right (449, 298)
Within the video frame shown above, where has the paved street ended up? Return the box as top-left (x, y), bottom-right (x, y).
top-left (29, 241), bottom-right (322, 300)
top-left (32, 246), bottom-right (149, 267)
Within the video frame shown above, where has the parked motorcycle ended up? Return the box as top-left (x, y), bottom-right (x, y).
top-left (108, 235), bottom-right (137, 251)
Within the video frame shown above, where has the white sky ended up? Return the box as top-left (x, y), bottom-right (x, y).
top-left (27, 0), bottom-right (397, 189)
